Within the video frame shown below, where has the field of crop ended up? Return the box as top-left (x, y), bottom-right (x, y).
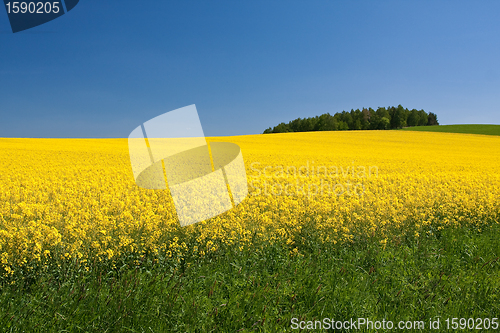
top-left (1, 131), bottom-right (500, 331)
top-left (401, 124), bottom-right (500, 136)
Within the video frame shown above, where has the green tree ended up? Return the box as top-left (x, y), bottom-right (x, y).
top-left (361, 108), bottom-right (371, 129)
top-left (299, 118), bottom-right (314, 131)
top-left (376, 107), bottom-right (390, 120)
top-left (289, 118), bottom-right (302, 132)
top-left (272, 122), bottom-right (289, 133)
top-left (353, 119), bottom-right (362, 130)
top-left (338, 120), bottom-right (349, 130)
top-left (339, 111), bottom-right (353, 129)
top-left (427, 112), bottom-right (439, 126)
top-left (351, 109), bottom-right (363, 129)
top-left (262, 105), bottom-right (436, 133)
top-left (417, 110), bottom-right (428, 126)
top-left (389, 105), bottom-right (406, 129)
top-left (316, 113), bottom-right (337, 131)
top-left (379, 117), bottom-right (390, 130)
top-left (407, 109), bottom-right (419, 127)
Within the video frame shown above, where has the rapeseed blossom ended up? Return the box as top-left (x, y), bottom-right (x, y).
top-left (0, 131), bottom-right (499, 275)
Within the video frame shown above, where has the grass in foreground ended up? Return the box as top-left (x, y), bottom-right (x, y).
top-left (400, 124), bottom-right (500, 136)
top-left (1, 222), bottom-right (499, 332)
top-left (1, 133), bottom-right (500, 331)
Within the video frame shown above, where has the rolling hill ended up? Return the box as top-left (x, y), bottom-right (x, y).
top-left (400, 124), bottom-right (500, 136)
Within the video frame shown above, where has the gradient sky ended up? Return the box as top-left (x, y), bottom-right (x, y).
top-left (1, 0), bottom-right (499, 138)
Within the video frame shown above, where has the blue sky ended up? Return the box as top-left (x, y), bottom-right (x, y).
top-left (1, 0), bottom-right (499, 138)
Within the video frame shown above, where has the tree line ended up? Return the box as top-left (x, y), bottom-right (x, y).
top-left (263, 105), bottom-right (439, 134)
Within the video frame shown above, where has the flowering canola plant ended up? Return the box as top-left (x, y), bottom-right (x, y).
top-left (0, 131), bottom-right (499, 276)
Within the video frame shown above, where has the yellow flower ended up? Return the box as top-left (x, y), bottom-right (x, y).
top-left (0, 131), bottom-right (498, 273)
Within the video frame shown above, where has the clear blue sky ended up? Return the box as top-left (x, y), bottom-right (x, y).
top-left (1, 1), bottom-right (499, 138)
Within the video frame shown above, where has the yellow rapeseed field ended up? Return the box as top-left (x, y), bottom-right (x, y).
top-left (1, 131), bottom-right (499, 276)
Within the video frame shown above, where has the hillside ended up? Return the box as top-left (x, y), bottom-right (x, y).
top-left (400, 124), bottom-right (500, 136)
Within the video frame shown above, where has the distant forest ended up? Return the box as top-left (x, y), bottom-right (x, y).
top-left (263, 105), bottom-right (439, 134)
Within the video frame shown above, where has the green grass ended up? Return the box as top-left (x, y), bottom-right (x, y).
top-left (1, 222), bottom-right (499, 332)
top-left (400, 124), bottom-right (500, 136)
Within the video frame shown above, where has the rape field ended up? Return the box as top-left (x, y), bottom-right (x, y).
top-left (1, 131), bottom-right (500, 331)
